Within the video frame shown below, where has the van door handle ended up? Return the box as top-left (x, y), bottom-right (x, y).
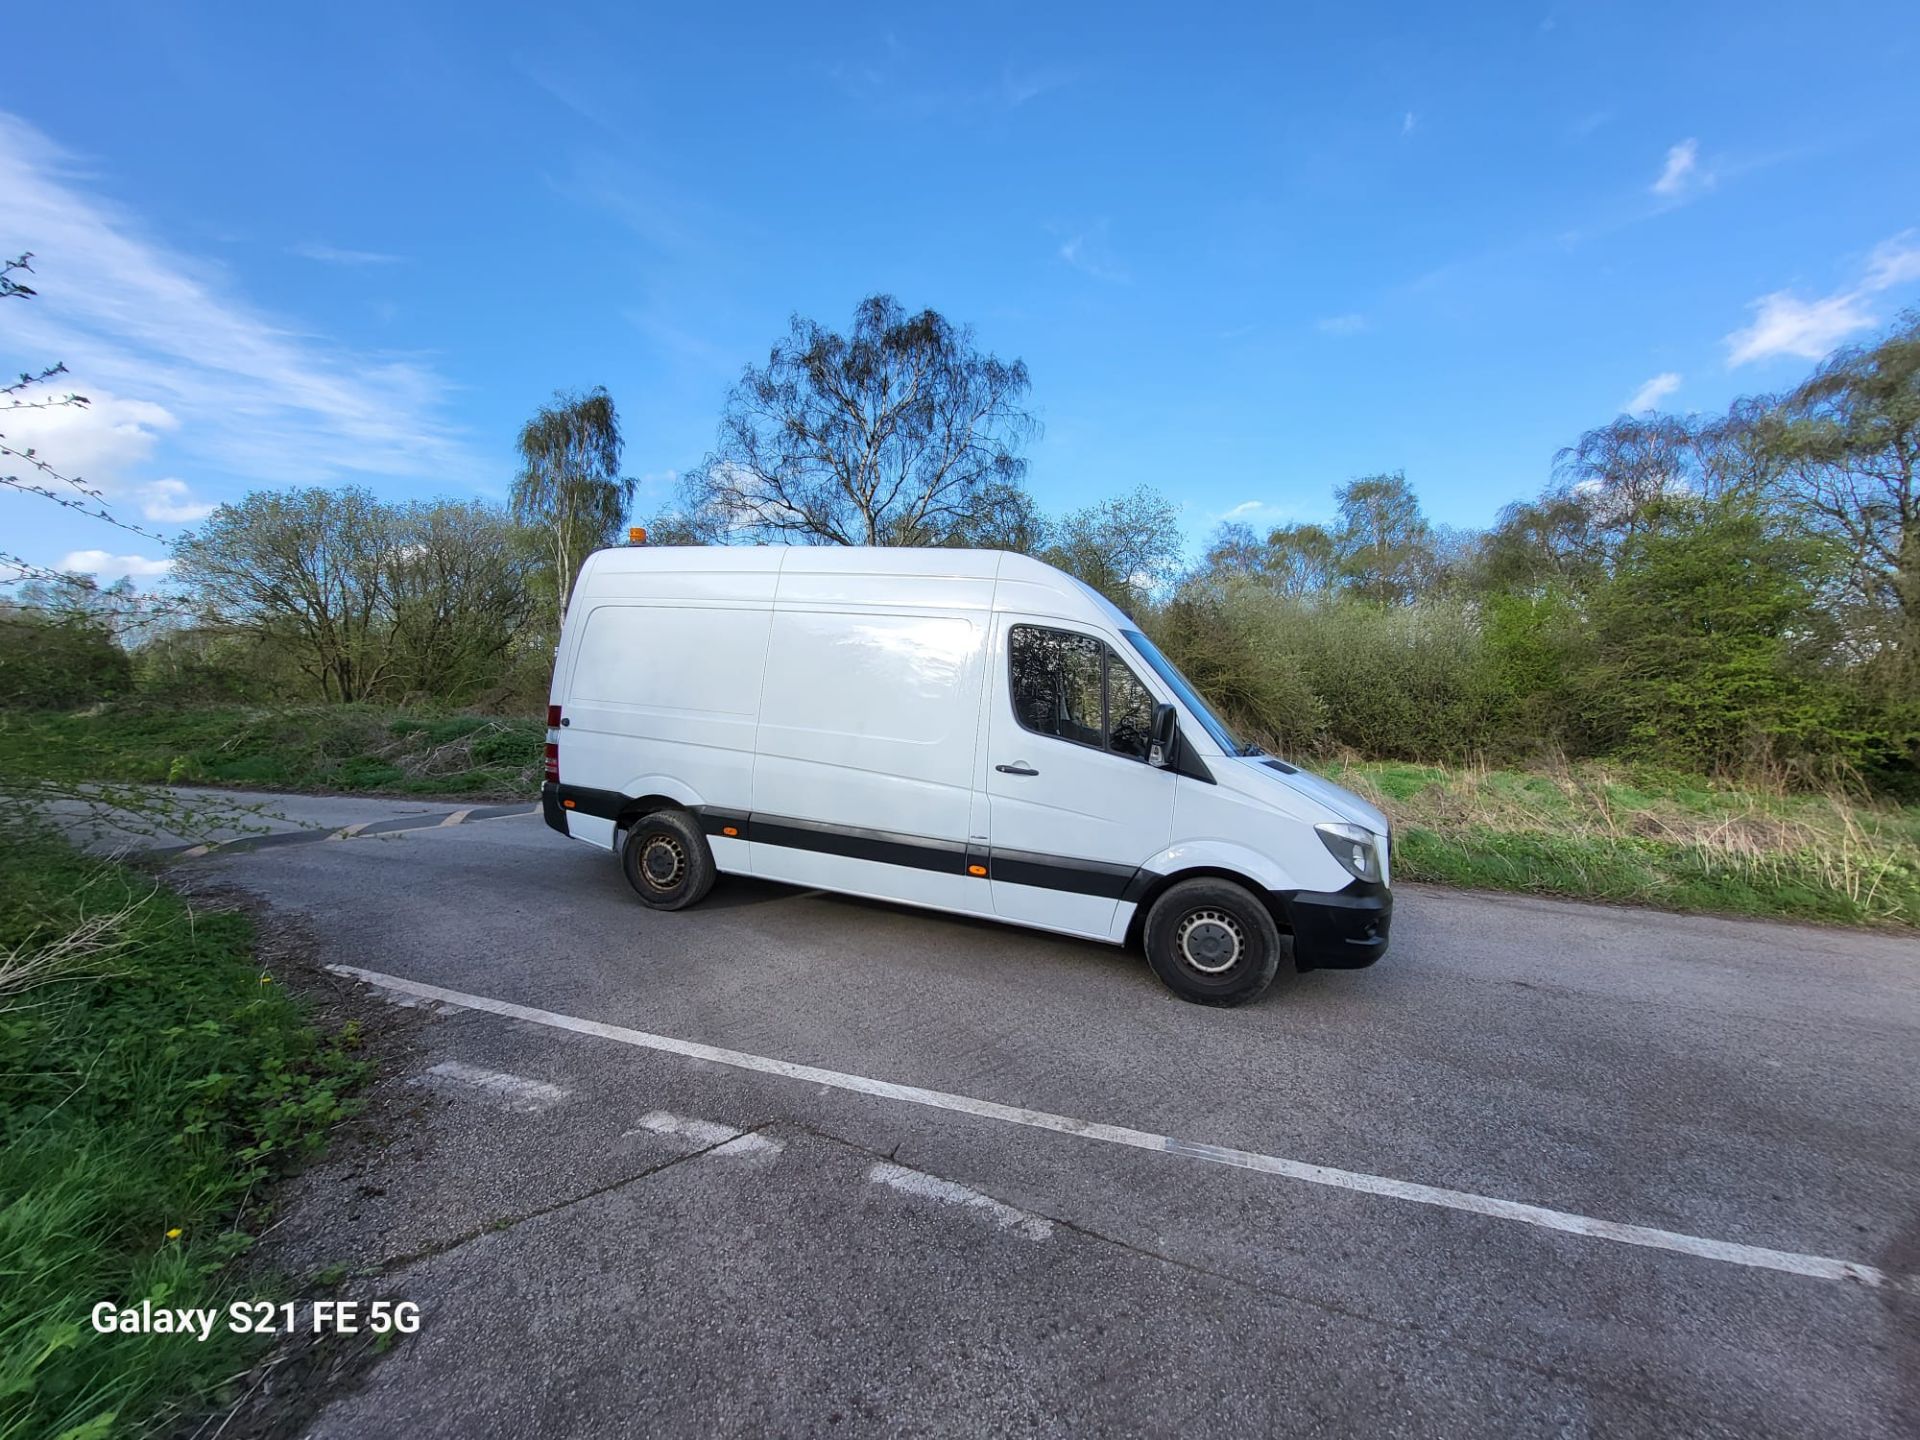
top-left (996, 762), bottom-right (1039, 776)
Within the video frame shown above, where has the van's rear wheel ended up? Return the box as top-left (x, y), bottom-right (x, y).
top-left (621, 809), bottom-right (716, 911)
top-left (1143, 878), bottom-right (1281, 1007)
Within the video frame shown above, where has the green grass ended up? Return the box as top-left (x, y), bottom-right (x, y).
top-left (1330, 758), bottom-right (1920, 928)
top-left (4, 705), bottom-right (1915, 929)
top-left (0, 830), bottom-right (366, 1439)
top-left (0, 705), bottom-right (542, 800)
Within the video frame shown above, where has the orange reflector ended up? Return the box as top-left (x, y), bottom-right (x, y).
top-left (967, 864), bottom-right (987, 877)
top-left (722, 826), bottom-right (738, 837)
top-left (562, 799), bottom-right (576, 809)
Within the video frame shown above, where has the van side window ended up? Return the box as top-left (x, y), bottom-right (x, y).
top-left (1105, 655), bottom-right (1154, 761)
top-left (1009, 625), bottom-right (1158, 763)
top-left (1010, 626), bottom-right (1104, 747)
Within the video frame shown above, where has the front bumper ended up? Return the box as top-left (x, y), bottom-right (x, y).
top-left (1274, 879), bottom-right (1392, 971)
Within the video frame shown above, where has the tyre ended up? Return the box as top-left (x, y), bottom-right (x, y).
top-left (621, 809), bottom-right (717, 911)
top-left (1142, 877), bottom-right (1282, 1007)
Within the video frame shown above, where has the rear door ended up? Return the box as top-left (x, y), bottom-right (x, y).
top-left (983, 617), bottom-right (1176, 937)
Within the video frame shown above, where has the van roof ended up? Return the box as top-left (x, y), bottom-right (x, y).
top-left (576, 545), bottom-right (1135, 629)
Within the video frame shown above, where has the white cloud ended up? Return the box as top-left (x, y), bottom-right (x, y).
top-left (60, 548), bottom-right (172, 579)
top-left (1651, 138), bottom-right (1705, 198)
top-left (1214, 499), bottom-right (1297, 526)
top-left (1002, 65), bottom-right (1073, 107)
top-left (1863, 230), bottom-right (1920, 291)
top-left (1624, 372), bottom-right (1682, 413)
top-left (1317, 313), bottom-right (1368, 337)
top-left (0, 112), bottom-right (473, 501)
top-left (1724, 231), bottom-right (1920, 367)
top-left (1726, 292), bottom-right (1876, 366)
top-left (138, 477), bottom-right (214, 523)
top-left (290, 241), bottom-right (404, 265)
top-left (1, 387), bottom-right (176, 486)
top-left (1401, 111), bottom-right (1416, 137)
top-left (1056, 222), bottom-right (1128, 283)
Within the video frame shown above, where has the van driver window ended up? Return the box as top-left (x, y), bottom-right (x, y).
top-left (1010, 625), bottom-right (1104, 747)
top-left (1010, 625), bottom-right (1157, 762)
top-left (1106, 656), bottom-right (1154, 761)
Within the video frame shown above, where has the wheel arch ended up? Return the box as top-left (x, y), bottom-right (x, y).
top-left (1123, 865), bottom-right (1290, 950)
top-left (613, 793), bottom-right (696, 838)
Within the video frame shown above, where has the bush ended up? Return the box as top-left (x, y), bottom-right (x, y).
top-left (1154, 584), bottom-right (1504, 761)
top-left (0, 612), bottom-right (131, 709)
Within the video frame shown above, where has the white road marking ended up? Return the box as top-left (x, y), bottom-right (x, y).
top-left (416, 1059), bottom-right (568, 1112)
top-left (439, 809), bottom-right (474, 828)
top-left (867, 1161), bottom-right (1053, 1241)
top-left (629, 1110), bottom-right (783, 1157)
top-left (335, 822), bottom-right (371, 839)
top-left (632, 1110), bottom-right (743, 1146)
top-left (712, 1133), bottom-right (783, 1159)
top-left (329, 964), bottom-right (1906, 1291)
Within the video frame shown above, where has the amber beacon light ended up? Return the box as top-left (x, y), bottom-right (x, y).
top-left (628, 526), bottom-right (648, 545)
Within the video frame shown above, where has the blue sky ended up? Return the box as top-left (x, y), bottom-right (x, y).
top-left (5, 0), bottom-right (1919, 583)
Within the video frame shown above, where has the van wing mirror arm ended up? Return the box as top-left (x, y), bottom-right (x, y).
top-left (1148, 702), bottom-right (1177, 768)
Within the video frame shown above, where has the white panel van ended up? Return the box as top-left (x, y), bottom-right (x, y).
top-left (543, 545), bottom-right (1392, 1006)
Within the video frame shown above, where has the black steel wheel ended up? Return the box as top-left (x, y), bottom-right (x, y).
top-left (1142, 877), bottom-right (1282, 1006)
top-left (621, 809), bottom-right (716, 911)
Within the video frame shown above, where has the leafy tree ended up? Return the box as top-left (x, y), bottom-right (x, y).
top-left (1201, 522), bottom-right (1268, 581)
top-left (512, 387), bottom-right (634, 623)
top-left (1335, 472), bottom-right (1434, 605)
top-left (1764, 310), bottom-right (1920, 690)
top-left (1264, 522), bottom-right (1342, 598)
top-left (1045, 485), bottom-right (1184, 611)
top-left (676, 296), bottom-right (1036, 546)
top-left (931, 480), bottom-right (1051, 554)
top-left (384, 501), bottom-right (541, 700)
top-left (174, 489), bottom-right (539, 703)
top-left (174, 487), bottom-right (394, 702)
top-left (1474, 489), bottom-right (1608, 595)
top-left (1581, 498), bottom-right (1854, 773)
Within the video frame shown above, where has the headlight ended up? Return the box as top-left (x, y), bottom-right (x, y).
top-left (1315, 822), bottom-right (1382, 883)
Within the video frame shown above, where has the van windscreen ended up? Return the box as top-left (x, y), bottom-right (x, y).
top-left (1120, 628), bottom-right (1250, 757)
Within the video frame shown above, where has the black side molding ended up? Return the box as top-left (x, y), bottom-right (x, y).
top-left (549, 782), bottom-right (626, 821)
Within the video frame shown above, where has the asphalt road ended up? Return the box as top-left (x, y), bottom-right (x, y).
top-left (71, 789), bottom-right (1920, 1437)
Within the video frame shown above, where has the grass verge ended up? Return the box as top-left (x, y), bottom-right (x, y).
top-left (0, 827), bottom-right (366, 1440)
top-left (0, 705), bottom-right (541, 800)
top-left (1333, 758), bottom-right (1920, 928)
top-left (4, 705), bottom-right (1915, 929)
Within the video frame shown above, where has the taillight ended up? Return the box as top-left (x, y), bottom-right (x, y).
top-left (543, 741), bottom-right (559, 784)
top-left (546, 704), bottom-right (562, 728)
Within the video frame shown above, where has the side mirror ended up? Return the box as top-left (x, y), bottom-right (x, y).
top-left (1148, 702), bottom-right (1177, 768)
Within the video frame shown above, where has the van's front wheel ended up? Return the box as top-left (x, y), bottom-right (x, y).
top-left (1143, 878), bottom-right (1281, 1007)
top-left (621, 810), bottom-right (716, 911)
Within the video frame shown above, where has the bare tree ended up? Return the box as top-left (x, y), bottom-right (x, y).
top-left (512, 387), bottom-right (633, 622)
top-left (1552, 414), bottom-right (1699, 541)
top-left (1, 253), bottom-right (171, 596)
top-left (677, 296), bottom-right (1037, 546)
